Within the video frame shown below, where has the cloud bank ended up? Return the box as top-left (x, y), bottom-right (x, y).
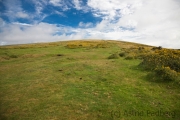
top-left (0, 0), bottom-right (180, 48)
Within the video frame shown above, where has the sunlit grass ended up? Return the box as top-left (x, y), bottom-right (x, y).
top-left (0, 40), bottom-right (179, 120)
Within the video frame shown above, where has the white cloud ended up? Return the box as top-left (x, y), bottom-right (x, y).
top-left (86, 0), bottom-right (180, 48)
top-left (2, 0), bottom-right (45, 23)
top-left (0, 22), bottom-right (88, 45)
top-left (71, 0), bottom-right (90, 12)
top-left (87, 0), bottom-right (142, 20)
top-left (79, 22), bottom-right (93, 28)
top-left (16, 11), bottom-right (29, 18)
top-left (0, 23), bottom-right (58, 45)
top-left (73, 0), bottom-right (82, 10)
top-left (2, 0), bottom-right (30, 20)
top-left (0, 18), bottom-right (5, 27)
top-left (49, 0), bottom-right (70, 11)
top-left (32, 0), bottom-right (48, 16)
top-left (54, 11), bottom-right (66, 17)
top-left (49, 0), bottom-right (62, 6)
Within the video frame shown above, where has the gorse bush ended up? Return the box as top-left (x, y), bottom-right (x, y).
top-left (118, 46), bottom-right (180, 82)
top-left (140, 49), bottom-right (180, 72)
top-left (66, 41), bottom-right (110, 49)
top-left (139, 49), bottom-right (180, 82)
top-left (155, 66), bottom-right (178, 81)
top-left (119, 46), bottom-right (152, 60)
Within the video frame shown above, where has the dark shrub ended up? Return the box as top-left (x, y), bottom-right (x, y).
top-left (125, 54), bottom-right (134, 60)
top-left (119, 52), bottom-right (126, 57)
top-left (151, 46), bottom-right (162, 50)
top-left (9, 55), bottom-right (18, 58)
top-left (108, 54), bottom-right (119, 59)
top-left (155, 67), bottom-right (178, 81)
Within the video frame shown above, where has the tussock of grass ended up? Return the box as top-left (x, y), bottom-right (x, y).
top-left (108, 53), bottom-right (119, 59)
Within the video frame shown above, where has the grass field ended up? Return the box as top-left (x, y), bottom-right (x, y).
top-left (0, 40), bottom-right (180, 120)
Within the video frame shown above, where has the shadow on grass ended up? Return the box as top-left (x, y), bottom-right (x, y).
top-left (145, 72), bottom-right (172, 83)
top-left (130, 65), bottom-right (178, 85)
top-left (0, 99), bottom-right (8, 120)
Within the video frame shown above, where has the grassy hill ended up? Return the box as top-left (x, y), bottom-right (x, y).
top-left (0, 40), bottom-right (180, 120)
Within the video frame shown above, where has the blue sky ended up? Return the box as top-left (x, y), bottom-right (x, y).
top-left (0, 0), bottom-right (180, 48)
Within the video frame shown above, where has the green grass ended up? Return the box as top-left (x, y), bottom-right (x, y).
top-left (0, 40), bottom-right (179, 120)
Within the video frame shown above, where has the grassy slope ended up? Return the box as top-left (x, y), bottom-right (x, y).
top-left (0, 40), bottom-right (179, 120)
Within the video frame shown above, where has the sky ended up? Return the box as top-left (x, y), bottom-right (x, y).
top-left (0, 0), bottom-right (180, 48)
